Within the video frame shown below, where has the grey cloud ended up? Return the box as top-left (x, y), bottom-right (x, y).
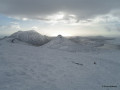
top-left (0, 0), bottom-right (120, 20)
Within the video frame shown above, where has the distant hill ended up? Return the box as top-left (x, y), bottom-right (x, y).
top-left (10, 30), bottom-right (49, 46)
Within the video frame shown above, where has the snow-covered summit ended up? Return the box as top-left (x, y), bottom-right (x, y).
top-left (44, 34), bottom-right (77, 48)
top-left (45, 35), bottom-right (103, 52)
top-left (10, 30), bottom-right (49, 45)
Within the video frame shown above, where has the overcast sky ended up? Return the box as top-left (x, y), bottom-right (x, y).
top-left (0, 0), bottom-right (120, 37)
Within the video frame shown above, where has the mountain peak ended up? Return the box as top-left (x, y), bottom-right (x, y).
top-left (57, 35), bottom-right (63, 38)
top-left (10, 30), bottom-right (49, 45)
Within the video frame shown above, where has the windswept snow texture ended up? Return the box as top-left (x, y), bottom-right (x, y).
top-left (44, 35), bottom-right (100, 52)
top-left (70, 36), bottom-right (107, 47)
top-left (10, 30), bottom-right (49, 46)
top-left (0, 35), bottom-right (120, 90)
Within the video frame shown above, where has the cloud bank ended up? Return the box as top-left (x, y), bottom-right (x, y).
top-left (0, 0), bottom-right (120, 21)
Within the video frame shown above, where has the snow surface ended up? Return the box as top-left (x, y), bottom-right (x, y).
top-left (44, 35), bottom-right (99, 52)
top-left (0, 33), bottom-right (120, 90)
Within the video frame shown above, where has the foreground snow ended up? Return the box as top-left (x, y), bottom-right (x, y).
top-left (0, 37), bottom-right (120, 90)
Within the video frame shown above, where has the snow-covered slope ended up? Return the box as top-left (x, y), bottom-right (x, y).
top-left (70, 36), bottom-right (106, 47)
top-left (98, 38), bottom-right (120, 50)
top-left (44, 35), bottom-right (98, 52)
top-left (106, 38), bottom-right (120, 45)
top-left (0, 38), bottom-right (120, 90)
top-left (10, 30), bottom-right (49, 46)
top-left (44, 35), bottom-right (77, 48)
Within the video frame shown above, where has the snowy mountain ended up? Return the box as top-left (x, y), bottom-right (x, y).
top-left (10, 30), bottom-right (49, 46)
top-left (44, 35), bottom-right (77, 48)
top-left (44, 35), bottom-right (98, 52)
top-left (0, 34), bottom-right (120, 90)
top-left (70, 36), bottom-right (106, 47)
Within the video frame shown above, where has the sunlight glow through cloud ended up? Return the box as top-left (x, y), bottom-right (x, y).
top-left (0, 0), bottom-right (120, 37)
top-left (47, 12), bottom-right (65, 20)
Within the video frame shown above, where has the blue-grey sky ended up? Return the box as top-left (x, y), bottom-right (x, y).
top-left (0, 0), bottom-right (120, 37)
